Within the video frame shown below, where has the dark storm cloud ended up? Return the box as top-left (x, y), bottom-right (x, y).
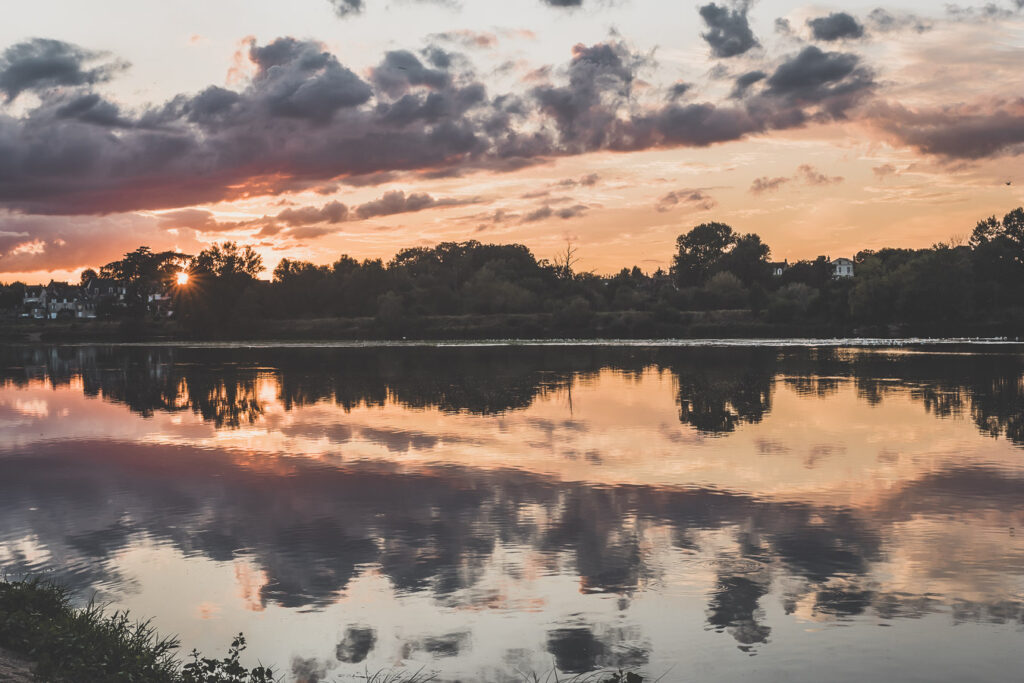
top-left (668, 81), bottom-right (691, 100)
top-left (762, 46), bottom-right (875, 115)
top-left (0, 38), bottom-right (127, 101)
top-left (807, 12), bottom-right (866, 41)
top-left (54, 93), bottom-right (131, 127)
top-left (730, 70), bottom-right (766, 98)
top-left (531, 41), bottom-right (644, 151)
top-left (0, 36), bottom-right (496, 215)
top-left (371, 50), bottom-right (450, 97)
top-left (0, 33), bottom-right (897, 220)
top-left (868, 100), bottom-right (1024, 159)
top-left (248, 37), bottom-right (373, 122)
top-left (699, 2), bottom-right (759, 58)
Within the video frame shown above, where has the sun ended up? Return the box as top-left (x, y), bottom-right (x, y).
top-left (176, 271), bottom-right (190, 285)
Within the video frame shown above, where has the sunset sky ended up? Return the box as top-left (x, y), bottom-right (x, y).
top-left (1, 0), bottom-right (1023, 282)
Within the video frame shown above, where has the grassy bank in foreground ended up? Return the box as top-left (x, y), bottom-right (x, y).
top-left (0, 579), bottom-right (645, 682)
top-left (0, 578), bottom-right (274, 682)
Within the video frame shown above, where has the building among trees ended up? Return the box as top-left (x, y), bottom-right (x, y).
top-left (831, 257), bottom-right (854, 278)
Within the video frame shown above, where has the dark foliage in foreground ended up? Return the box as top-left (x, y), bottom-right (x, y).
top-left (0, 578), bottom-right (274, 682)
top-left (0, 578), bottom-right (647, 682)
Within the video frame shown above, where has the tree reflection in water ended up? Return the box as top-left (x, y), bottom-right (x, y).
top-left (1, 343), bottom-right (1024, 670)
top-left (2, 344), bottom-right (1021, 444)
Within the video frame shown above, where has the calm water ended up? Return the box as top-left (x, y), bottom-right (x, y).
top-left (1, 343), bottom-right (1023, 682)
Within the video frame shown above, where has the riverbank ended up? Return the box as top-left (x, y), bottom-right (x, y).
top-left (0, 578), bottom-right (273, 683)
top-left (2, 311), bottom-right (1018, 344)
top-left (0, 580), bottom-right (645, 682)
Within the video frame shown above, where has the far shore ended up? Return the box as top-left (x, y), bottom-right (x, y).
top-left (2, 312), bottom-right (1021, 345)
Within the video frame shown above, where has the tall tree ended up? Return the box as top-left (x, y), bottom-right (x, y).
top-left (101, 247), bottom-right (188, 312)
top-left (191, 242), bottom-right (263, 278)
top-left (672, 222), bottom-right (737, 287)
top-left (718, 233), bottom-right (771, 285)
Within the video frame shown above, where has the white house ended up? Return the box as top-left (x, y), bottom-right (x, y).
top-left (831, 257), bottom-right (854, 279)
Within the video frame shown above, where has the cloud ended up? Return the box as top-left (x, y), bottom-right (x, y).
top-left (531, 41), bottom-right (646, 151)
top-left (867, 99), bottom-right (1024, 159)
top-left (807, 12), bottom-right (865, 41)
top-left (0, 212), bottom-right (199, 273)
top-left (730, 70), bottom-right (766, 98)
top-left (286, 225), bottom-right (338, 240)
top-left (655, 189), bottom-right (717, 212)
top-left (275, 200), bottom-right (350, 225)
top-left (774, 18), bottom-right (793, 35)
top-left (750, 165), bottom-right (843, 194)
top-left (429, 30), bottom-right (498, 49)
top-left (354, 190), bottom-right (477, 219)
top-left (540, 0), bottom-right (584, 6)
top-left (872, 163), bottom-right (898, 178)
top-left (668, 82), bottom-right (691, 100)
top-left (157, 208), bottom-right (241, 233)
top-left (762, 46), bottom-right (875, 114)
top-left (520, 203), bottom-right (587, 223)
top-left (53, 93), bottom-right (132, 127)
top-left (0, 38), bottom-right (127, 102)
top-left (328, 0), bottom-right (364, 16)
top-left (155, 192), bottom-right (471, 238)
top-left (0, 34), bottom-right (895, 223)
top-left (555, 173), bottom-right (600, 187)
top-left (796, 164), bottom-right (843, 185)
top-left (370, 49), bottom-right (450, 97)
top-left (866, 9), bottom-right (931, 34)
top-left (699, 2), bottom-right (759, 58)
top-left (0, 36), bottom-right (496, 215)
top-left (749, 176), bottom-right (790, 194)
top-left (946, 2), bottom-right (1021, 21)
top-left (248, 38), bottom-right (373, 122)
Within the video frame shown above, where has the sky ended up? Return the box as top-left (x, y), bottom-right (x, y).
top-left (1, 0), bottom-right (1023, 282)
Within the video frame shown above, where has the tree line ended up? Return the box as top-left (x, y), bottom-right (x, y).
top-left (2, 206), bottom-right (1022, 336)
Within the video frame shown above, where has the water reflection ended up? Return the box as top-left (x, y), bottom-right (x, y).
top-left (1, 344), bottom-right (1023, 681)
top-left (2, 345), bottom-right (1023, 444)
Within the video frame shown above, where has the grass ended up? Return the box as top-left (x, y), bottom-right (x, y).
top-left (0, 578), bottom-right (651, 683)
top-left (0, 578), bottom-right (274, 682)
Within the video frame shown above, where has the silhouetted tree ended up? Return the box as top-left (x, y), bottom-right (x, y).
top-left (672, 222), bottom-right (737, 287)
top-left (101, 246), bottom-right (189, 315)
